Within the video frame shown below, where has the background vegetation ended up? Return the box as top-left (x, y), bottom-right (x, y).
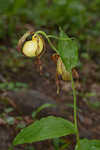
top-left (0, 0), bottom-right (100, 150)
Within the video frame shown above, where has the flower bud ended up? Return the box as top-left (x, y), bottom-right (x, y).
top-left (22, 35), bottom-right (43, 57)
top-left (17, 31), bottom-right (44, 57)
top-left (57, 57), bottom-right (71, 81)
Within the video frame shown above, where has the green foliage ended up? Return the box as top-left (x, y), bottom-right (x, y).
top-left (75, 139), bottom-right (100, 150)
top-left (5, 116), bottom-right (15, 125)
top-left (0, 82), bottom-right (28, 91)
top-left (0, 0), bottom-right (11, 13)
top-left (57, 29), bottom-right (79, 71)
top-left (0, 0), bottom-right (100, 56)
top-left (79, 92), bottom-right (100, 109)
top-left (4, 107), bottom-right (14, 113)
top-left (53, 138), bottom-right (69, 150)
top-left (13, 116), bottom-right (75, 145)
top-left (16, 122), bottom-right (26, 129)
top-left (1, 0), bottom-right (87, 31)
top-left (0, 0), bottom-right (26, 15)
top-left (1, 0), bottom-right (98, 147)
top-left (12, 29), bottom-right (79, 147)
top-left (32, 103), bottom-right (56, 119)
top-left (0, 0), bottom-right (26, 38)
top-left (30, 0), bottom-right (87, 30)
top-left (11, 0), bottom-right (26, 15)
top-left (87, 101), bottom-right (100, 109)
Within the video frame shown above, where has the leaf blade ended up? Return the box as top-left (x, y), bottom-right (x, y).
top-left (57, 29), bottom-right (79, 71)
top-left (13, 116), bottom-right (75, 145)
top-left (32, 103), bottom-right (56, 118)
top-left (75, 139), bottom-right (100, 150)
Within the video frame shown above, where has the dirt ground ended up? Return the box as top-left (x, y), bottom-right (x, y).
top-left (0, 44), bottom-right (100, 150)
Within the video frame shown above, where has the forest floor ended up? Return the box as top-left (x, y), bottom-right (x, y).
top-left (0, 38), bottom-right (100, 150)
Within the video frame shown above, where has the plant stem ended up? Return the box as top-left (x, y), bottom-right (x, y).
top-left (35, 30), bottom-right (79, 141)
top-left (34, 31), bottom-right (73, 54)
top-left (34, 31), bottom-right (58, 53)
top-left (47, 35), bottom-right (72, 41)
top-left (70, 71), bottom-right (79, 142)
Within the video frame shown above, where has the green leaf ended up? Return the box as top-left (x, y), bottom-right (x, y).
top-left (0, 0), bottom-right (11, 12)
top-left (6, 116), bottom-right (15, 125)
top-left (13, 116), bottom-right (75, 145)
top-left (16, 122), bottom-right (26, 129)
top-left (4, 107), bottom-right (14, 113)
top-left (57, 29), bottom-right (79, 71)
top-left (75, 139), bottom-right (100, 150)
top-left (13, 0), bottom-right (26, 14)
top-left (87, 101), bottom-right (100, 109)
top-left (32, 103), bottom-right (56, 118)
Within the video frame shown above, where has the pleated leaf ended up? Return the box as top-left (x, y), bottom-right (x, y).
top-left (75, 139), bottom-right (100, 150)
top-left (13, 116), bottom-right (75, 145)
top-left (57, 29), bottom-right (79, 71)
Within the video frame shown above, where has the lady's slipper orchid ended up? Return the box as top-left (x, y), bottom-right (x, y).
top-left (17, 31), bottom-right (44, 57)
top-left (57, 57), bottom-right (71, 81)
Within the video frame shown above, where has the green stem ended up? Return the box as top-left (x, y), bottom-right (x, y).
top-left (70, 71), bottom-right (79, 142)
top-left (34, 31), bottom-right (73, 54)
top-left (34, 31), bottom-right (58, 53)
top-left (35, 31), bottom-right (71, 41)
top-left (47, 35), bottom-right (72, 41)
top-left (35, 30), bottom-right (79, 141)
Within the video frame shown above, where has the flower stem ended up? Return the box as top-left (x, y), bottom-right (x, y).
top-left (34, 31), bottom-right (58, 53)
top-left (47, 35), bottom-right (72, 41)
top-left (35, 31), bottom-right (79, 141)
top-left (34, 31), bottom-right (73, 54)
top-left (70, 71), bottom-right (79, 142)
